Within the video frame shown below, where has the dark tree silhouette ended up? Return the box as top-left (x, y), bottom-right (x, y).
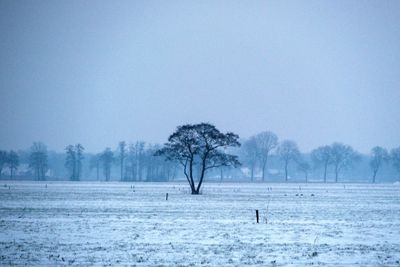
top-left (29, 142), bottom-right (48, 181)
top-left (311, 145), bottom-right (332, 183)
top-left (156, 123), bottom-right (240, 194)
top-left (277, 140), bottom-right (300, 182)
top-left (370, 146), bottom-right (388, 183)
top-left (7, 150), bottom-right (19, 179)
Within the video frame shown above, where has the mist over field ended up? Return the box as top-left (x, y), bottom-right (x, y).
top-left (0, 0), bottom-right (399, 266)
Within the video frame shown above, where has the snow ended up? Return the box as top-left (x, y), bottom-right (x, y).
top-left (1, 182), bottom-right (400, 266)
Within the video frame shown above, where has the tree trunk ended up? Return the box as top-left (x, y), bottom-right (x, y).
top-left (262, 157), bottom-right (268, 182)
top-left (195, 159), bottom-right (207, 195)
top-left (262, 164), bottom-right (265, 182)
top-left (191, 187), bottom-right (200, 194)
top-left (323, 163), bottom-right (327, 183)
top-left (285, 161), bottom-right (288, 182)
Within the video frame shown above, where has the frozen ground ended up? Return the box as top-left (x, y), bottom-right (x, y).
top-left (0, 181), bottom-right (400, 266)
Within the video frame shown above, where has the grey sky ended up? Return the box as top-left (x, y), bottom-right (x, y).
top-left (0, 0), bottom-right (399, 153)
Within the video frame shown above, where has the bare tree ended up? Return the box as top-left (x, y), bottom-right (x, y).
top-left (156, 123), bottom-right (240, 194)
top-left (75, 144), bottom-right (84, 180)
top-left (126, 141), bottom-right (145, 181)
top-left (65, 144), bottom-right (84, 181)
top-left (118, 141), bottom-right (127, 181)
top-left (255, 131), bottom-right (278, 181)
top-left (100, 148), bottom-right (114, 181)
top-left (390, 147), bottom-right (400, 178)
top-left (370, 146), bottom-right (388, 183)
top-left (0, 150), bottom-right (7, 178)
top-left (7, 151), bottom-right (19, 179)
top-left (298, 160), bottom-right (311, 182)
top-left (330, 142), bottom-right (359, 182)
top-left (311, 145), bottom-right (332, 182)
top-left (29, 142), bottom-right (48, 181)
top-left (277, 140), bottom-right (300, 182)
top-left (65, 145), bottom-right (76, 180)
top-left (240, 137), bottom-right (258, 181)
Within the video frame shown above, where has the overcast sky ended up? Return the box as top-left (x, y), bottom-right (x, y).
top-left (0, 0), bottom-right (399, 153)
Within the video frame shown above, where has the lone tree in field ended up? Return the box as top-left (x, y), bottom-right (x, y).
top-left (311, 145), bottom-right (332, 183)
top-left (156, 123), bottom-right (241, 194)
top-left (370, 146), bottom-right (388, 183)
top-left (277, 140), bottom-right (300, 182)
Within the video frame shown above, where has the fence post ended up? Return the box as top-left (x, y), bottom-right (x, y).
top-left (256, 209), bottom-right (259, 223)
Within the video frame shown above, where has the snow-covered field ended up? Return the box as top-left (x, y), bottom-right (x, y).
top-left (1, 181), bottom-right (400, 266)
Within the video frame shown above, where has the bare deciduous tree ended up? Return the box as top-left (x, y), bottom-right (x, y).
top-left (298, 160), bottom-right (311, 182)
top-left (240, 137), bottom-right (258, 181)
top-left (255, 131), bottom-right (278, 182)
top-left (65, 145), bottom-right (76, 180)
top-left (0, 150), bottom-right (7, 178)
top-left (370, 146), bottom-right (388, 183)
top-left (7, 151), bottom-right (19, 179)
top-left (311, 146), bottom-right (332, 182)
top-left (65, 144), bottom-right (84, 181)
top-left (156, 123), bottom-right (240, 194)
top-left (277, 140), bottom-right (300, 182)
top-left (29, 142), bottom-right (48, 181)
top-left (330, 143), bottom-right (359, 182)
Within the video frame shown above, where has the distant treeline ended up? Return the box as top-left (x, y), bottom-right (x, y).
top-left (1, 131), bottom-right (399, 183)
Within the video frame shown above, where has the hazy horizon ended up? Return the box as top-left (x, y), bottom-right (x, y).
top-left (1, 0), bottom-right (399, 154)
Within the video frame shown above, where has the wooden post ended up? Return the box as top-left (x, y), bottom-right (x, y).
top-left (166, 193), bottom-right (168, 201)
top-left (256, 209), bottom-right (259, 223)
